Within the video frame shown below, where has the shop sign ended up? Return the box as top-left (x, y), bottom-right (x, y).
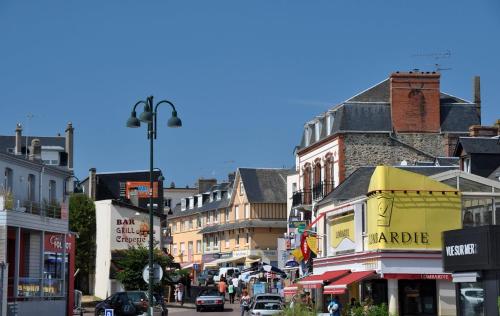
top-left (114, 217), bottom-right (158, 247)
top-left (45, 233), bottom-right (72, 253)
top-left (202, 253), bottom-right (220, 261)
top-left (126, 181), bottom-right (159, 199)
top-left (233, 250), bottom-right (250, 258)
top-left (329, 213), bottom-right (355, 254)
top-left (300, 233), bottom-right (310, 261)
top-left (384, 273), bottom-right (452, 281)
top-left (366, 166), bottom-right (461, 251)
top-left (443, 226), bottom-right (500, 272)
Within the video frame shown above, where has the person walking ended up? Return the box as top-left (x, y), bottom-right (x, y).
top-left (228, 282), bottom-right (235, 304)
top-left (240, 289), bottom-right (251, 316)
top-left (218, 278), bottom-right (228, 301)
top-left (175, 282), bottom-right (185, 306)
top-left (232, 276), bottom-right (240, 301)
top-left (327, 295), bottom-right (342, 316)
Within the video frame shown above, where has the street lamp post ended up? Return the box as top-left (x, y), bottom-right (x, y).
top-left (126, 96), bottom-right (182, 316)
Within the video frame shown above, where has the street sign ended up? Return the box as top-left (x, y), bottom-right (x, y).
top-left (105, 309), bottom-right (114, 316)
top-left (193, 263), bottom-right (200, 271)
top-left (142, 263), bottom-right (163, 284)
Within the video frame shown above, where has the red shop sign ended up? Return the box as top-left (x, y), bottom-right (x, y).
top-left (45, 233), bottom-right (72, 253)
top-left (384, 273), bottom-right (452, 281)
top-left (300, 233), bottom-right (310, 261)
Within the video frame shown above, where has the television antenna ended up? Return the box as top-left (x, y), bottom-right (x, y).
top-left (411, 49), bottom-right (452, 72)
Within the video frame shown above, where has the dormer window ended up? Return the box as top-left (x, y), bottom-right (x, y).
top-left (213, 192), bottom-right (217, 201)
top-left (209, 192), bottom-right (214, 202)
top-left (315, 120), bottom-right (321, 142)
top-left (189, 197), bottom-right (194, 209)
top-left (197, 194), bottom-right (203, 207)
top-left (181, 198), bottom-right (186, 211)
top-left (326, 113), bottom-right (334, 136)
top-left (216, 191), bottom-right (221, 200)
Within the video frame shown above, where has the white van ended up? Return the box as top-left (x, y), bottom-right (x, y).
top-left (213, 267), bottom-right (240, 282)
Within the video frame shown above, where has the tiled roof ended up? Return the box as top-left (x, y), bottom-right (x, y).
top-left (239, 168), bottom-right (290, 203)
top-left (455, 137), bottom-right (500, 155)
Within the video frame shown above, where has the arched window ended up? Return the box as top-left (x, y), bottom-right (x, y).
top-left (4, 168), bottom-right (13, 192)
top-left (303, 164), bottom-right (312, 204)
top-left (324, 154), bottom-right (333, 194)
top-left (313, 160), bottom-right (322, 200)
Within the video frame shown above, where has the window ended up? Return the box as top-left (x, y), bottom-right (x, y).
top-left (165, 198), bottom-right (172, 208)
top-left (49, 180), bottom-right (57, 204)
top-left (235, 205), bottom-right (239, 220)
top-left (245, 204), bottom-right (250, 219)
top-left (189, 219), bottom-right (194, 230)
top-left (315, 120), bottom-right (321, 142)
top-left (225, 208), bottom-right (230, 222)
top-left (239, 182), bottom-right (244, 195)
top-left (180, 221), bottom-right (185, 232)
top-left (4, 168), bottom-right (13, 192)
top-left (197, 216), bottom-right (202, 228)
top-left (27, 174), bottom-right (36, 202)
top-left (196, 240), bottom-right (202, 253)
top-left (462, 198), bottom-right (495, 227)
top-left (214, 235), bottom-right (219, 248)
top-left (188, 241), bottom-right (193, 260)
top-left (215, 210), bottom-right (219, 222)
top-left (173, 244), bottom-right (178, 255)
top-left (181, 198), bottom-right (186, 211)
top-left (225, 234), bottom-right (229, 248)
top-left (463, 157), bottom-right (471, 173)
top-left (180, 243), bottom-right (185, 257)
top-left (246, 233), bottom-right (250, 244)
top-left (235, 234), bottom-right (240, 245)
top-left (206, 213), bottom-right (210, 224)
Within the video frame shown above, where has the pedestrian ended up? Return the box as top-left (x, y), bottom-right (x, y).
top-left (232, 276), bottom-right (240, 301)
top-left (218, 278), bottom-right (227, 300)
top-left (175, 282), bottom-right (184, 306)
top-left (327, 295), bottom-right (341, 316)
top-left (240, 289), bottom-right (251, 316)
top-left (228, 282), bottom-right (235, 304)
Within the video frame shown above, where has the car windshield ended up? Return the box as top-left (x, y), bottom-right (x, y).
top-left (199, 289), bottom-right (220, 297)
top-left (254, 302), bottom-right (282, 310)
top-left (256, 295), bottom-right (281, 300)
top-left (127, 292), bottom-right (147, 302)
top-left (465, 290), bottom-right (484, 298)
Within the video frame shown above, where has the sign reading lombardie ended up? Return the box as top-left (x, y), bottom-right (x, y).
top-left (367, 166), bottom-right (461, 250)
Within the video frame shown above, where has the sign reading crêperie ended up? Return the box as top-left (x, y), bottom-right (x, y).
top-left (115, 218), bottom-right (155, 246)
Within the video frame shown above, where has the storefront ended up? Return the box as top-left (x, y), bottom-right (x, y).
top-left (443, 225), bottom-right (500, 316)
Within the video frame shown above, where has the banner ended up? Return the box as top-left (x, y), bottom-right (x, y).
top-left (306, 236), bottom-right (318, 254)
top-left (367, 166), bottom-right (461, 250)
top-left (329, 213), bottom-right (355, 249)
top-left (300, 233), bottom-right (310, 261)
top-left (126, 181), bottom-right (159, 198)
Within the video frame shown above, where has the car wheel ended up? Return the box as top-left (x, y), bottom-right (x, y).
top-left (219, 305), bottom-right (224, 312)
top-left (196, 306), bottom-right (201, 312)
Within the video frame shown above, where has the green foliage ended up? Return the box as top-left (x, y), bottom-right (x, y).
top-left (347, 303), bottom-right (390, 316)
top-left (0, 186), bottom-right (14, 210)
top-left (69, 193), bottom-right (96, 273)
top-left (114, 246), bottom-right (176, 291)
top-left (280, 302), bottom-right (316, 316)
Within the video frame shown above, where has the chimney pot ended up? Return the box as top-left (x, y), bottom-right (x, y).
top-left (65, 122), bottom-right (74, 169)
top-left (29, 139), bottom-right (41, 160)
top-left (15, 123), bottom-right (23, 155)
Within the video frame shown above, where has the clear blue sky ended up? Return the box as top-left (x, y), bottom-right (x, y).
top-left (1, 1), bottom-right (499, 187)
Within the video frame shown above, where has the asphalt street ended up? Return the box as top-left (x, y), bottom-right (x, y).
top-left (82, 302), bottom-right (243, 316)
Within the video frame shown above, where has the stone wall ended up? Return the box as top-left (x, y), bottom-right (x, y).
top-left (342, 133), bottom-right (455, 178)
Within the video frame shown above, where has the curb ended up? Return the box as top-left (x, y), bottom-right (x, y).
top-left (165, 304), bottom-right (196, 309)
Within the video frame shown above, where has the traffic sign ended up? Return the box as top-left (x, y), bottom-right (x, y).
top-left (105, 309), bottom-right (114, 316)
top-left (142, 263), bottom-right (163, 284)
top-left (193, 263), bottom-right (200, 271)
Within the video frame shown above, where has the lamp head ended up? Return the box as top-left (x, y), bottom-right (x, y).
top-left (126, 111), bottom-right (141, 128)
top-left (139, 104), bottom-right (153, 123)
top-left (167, 110), bottom-right (182, 128)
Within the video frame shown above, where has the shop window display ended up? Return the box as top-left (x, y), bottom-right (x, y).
top-left (458, 282), bottom-right (484, 316)
top-left (398, 280), bottom-right (437, 316)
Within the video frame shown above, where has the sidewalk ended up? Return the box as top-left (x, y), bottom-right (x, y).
top-left (165, 302), bottom-right (196, 309)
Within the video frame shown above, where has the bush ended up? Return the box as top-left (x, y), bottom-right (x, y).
top-left (347, 303), bottom-right (390, 316)
top-left (280, 301), bottom-right (316, 316)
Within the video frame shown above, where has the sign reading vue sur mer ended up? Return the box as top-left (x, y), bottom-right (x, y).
top-left (366, 166), bottom-right (462, 250)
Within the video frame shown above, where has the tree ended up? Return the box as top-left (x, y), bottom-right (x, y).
top-left (114, 246), bottom-right (178, 292)
top-left (69, 193), bottom-right (96, 294)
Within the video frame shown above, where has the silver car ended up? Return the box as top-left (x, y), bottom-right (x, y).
top-left (248, 300), bottom-right (283, 316)
top-left (195, 288), bottom-right (225, 312)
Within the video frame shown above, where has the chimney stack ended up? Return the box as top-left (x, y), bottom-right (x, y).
top-left (65, 122), bottom-right (74, 169)
top-left (29, 139), bottom-right (41, 160)
top-left (15, 123), bottom-right (23, 155)
top-left (89, 168), bottom-right (97, 200)
top-left (473, 76), bottom-right (481, 124)
top-left (198, 178), bottom-right (217, 193)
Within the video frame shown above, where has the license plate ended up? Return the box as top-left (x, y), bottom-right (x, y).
top-left (205, 300), bottom-right (214, 304)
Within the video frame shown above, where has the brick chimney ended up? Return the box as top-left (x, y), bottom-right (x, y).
top-left (65, 122), bottom-right (74, 169)
top-left (390, 71), bottom-right (441, 133)
top-left (15, 123), bottom-right (23, 155)
top-left (473, 76), bottom-right (481, 124)
top-left (469, 125), bottom-right (499, 137)
top-left (29, 139), bottom-right (41, 160)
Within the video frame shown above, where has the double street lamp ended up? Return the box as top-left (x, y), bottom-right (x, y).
top-left (126, 96), bottom-right (182, 315)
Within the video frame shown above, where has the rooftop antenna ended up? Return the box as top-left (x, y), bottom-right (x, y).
top-left (411, 49), bottom-right (452, 72)
top-left (25, 113), bottom-right (34, 158)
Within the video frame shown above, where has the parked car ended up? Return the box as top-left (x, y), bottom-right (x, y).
top-left (195, 288), bottom-right (225, 312)
top-left (95, 291), bottom-right (149, 316)
top-left (248, 300), bottom-right (283, 316)
top-left (213, 267), bottom-right (240, 282)
top-left (197, 269), bottom-right (218, 286)
top-left (249, 293), bottom-right (282, 307)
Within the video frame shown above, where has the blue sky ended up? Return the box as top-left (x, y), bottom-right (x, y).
top-left (1, 1), bottom-right (499, 187)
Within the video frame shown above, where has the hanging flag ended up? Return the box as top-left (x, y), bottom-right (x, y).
top-left (306, 236), bottom-right (318, 255)
top-left (300, 233), bottom-right (310, 261)
top-left (291, 248), bottom-right (304, 261)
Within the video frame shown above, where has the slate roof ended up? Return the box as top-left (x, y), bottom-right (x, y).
top-left (0, 135), bottom-right (65, 154)
top-left (317, 166), bottom-right (458, 206)
top-left (198, 220), bottom-right (287, 234)
top-left (238, 168), bottom-right (290, 203)
top-left (297, 76), bottom-right (480, 150)
top-left (435, 157), bottom-right (460, 166)
top-left (488, 166), bottom-right (500, 181)
top-left (454, 137), bottom-right (500, 155)
top-left (169, 183), bottom-right (232, 219)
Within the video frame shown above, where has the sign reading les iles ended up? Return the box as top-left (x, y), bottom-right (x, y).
top-left (126, 181), bottom-right (159, 199)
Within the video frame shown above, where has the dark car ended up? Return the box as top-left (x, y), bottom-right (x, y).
top-left (195, 288), bottom-right (225, 312)
top-left (95, 291), bottom-right (149, 316)
top-left (197, 269), bottom-right (218, 286)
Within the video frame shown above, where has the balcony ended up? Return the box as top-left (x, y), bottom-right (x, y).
top-left (292, 181), bottom-right (334, 208)
top-left (0, 198), bottom-right (63, 219)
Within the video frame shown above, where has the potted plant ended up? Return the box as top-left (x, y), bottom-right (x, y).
top-left (0, 186), bottom-right (14, 211)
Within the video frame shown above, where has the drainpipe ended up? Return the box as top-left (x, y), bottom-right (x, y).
top-left (39, 166), bottom-right (45, 215)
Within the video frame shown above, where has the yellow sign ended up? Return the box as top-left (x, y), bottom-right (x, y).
top-left (367, 166), bottom-right (461, 250)
top-left (291, 247), bottom-right (304, 261)
top-left (329, 213), bottom-right (355, 248)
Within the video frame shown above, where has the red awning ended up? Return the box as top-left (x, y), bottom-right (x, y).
top-left (298, 270), bottom-right (349, 289)
top-left (284, 286), bottom-right (297, 296)
top-left (324, 271), bottom-right (376, 294)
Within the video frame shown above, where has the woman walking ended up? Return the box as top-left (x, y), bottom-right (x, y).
top-left (240, 289), bottom-right (250, 316)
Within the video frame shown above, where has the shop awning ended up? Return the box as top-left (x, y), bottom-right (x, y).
top-left (284, 286), bottom-right (297, 296)
top-left (203, 261), bottom-right (218, 268)
top-left (324, 271), bottom-right (376, 294)
top-left (211, 255), bottom-right (246, 265)
top-left (181, 262), bottom-right (195, 269)
top-left (297, 270), bottom-right (349, 289)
